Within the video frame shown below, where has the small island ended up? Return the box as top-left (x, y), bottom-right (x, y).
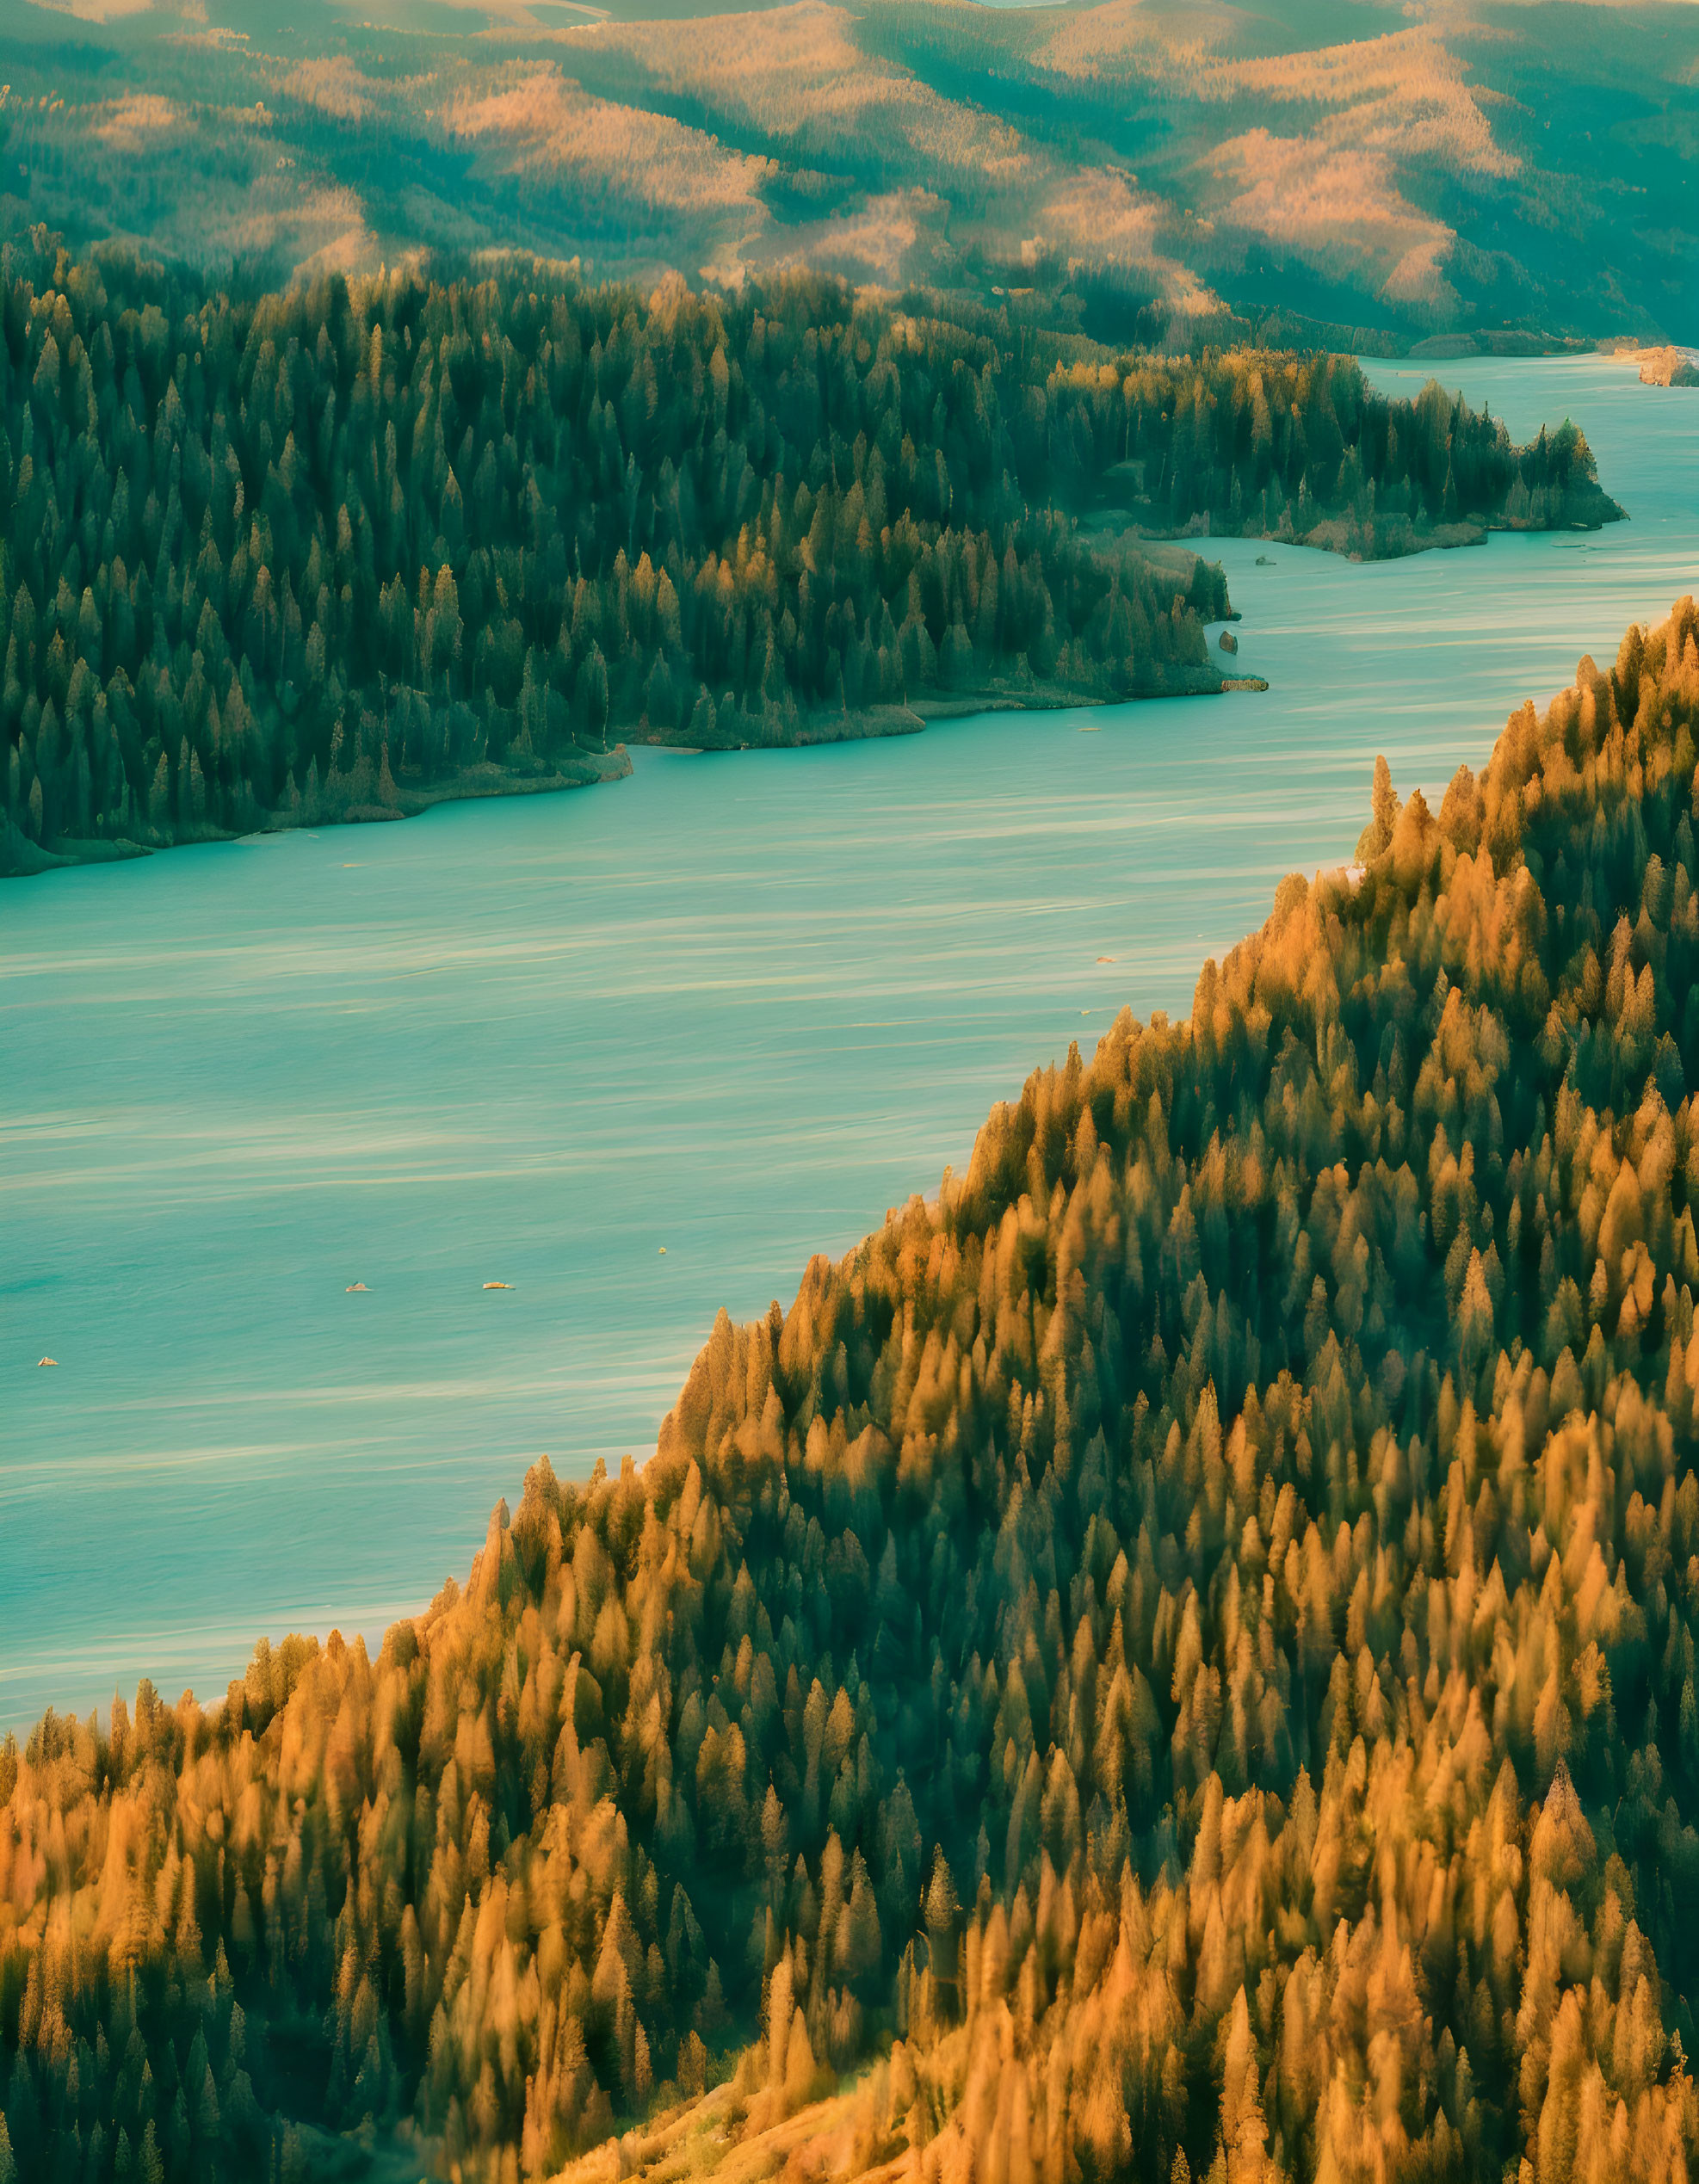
top-left (1635, 345), bottom-right (1699, 387)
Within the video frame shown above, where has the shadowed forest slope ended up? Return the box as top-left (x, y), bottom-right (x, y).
top-left (0, 232), bottom-right (1620, 874)
top-left (11, 600), bottom-right (1699, 2182)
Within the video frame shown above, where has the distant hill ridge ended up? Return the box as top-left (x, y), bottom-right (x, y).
top-left (3, 0), bottom-right (1696, 344)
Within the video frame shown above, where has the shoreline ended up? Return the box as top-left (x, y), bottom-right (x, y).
top-left (624, 665), bottom-right (1266, 755)
top-left (1086, 507), bottom-right (1625, 562)
top-left (0, 747), bottom-right (635, 883)
top-left (2, 673), bottom-right (1267, 879)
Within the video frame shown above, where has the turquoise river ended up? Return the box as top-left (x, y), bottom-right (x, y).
top-left (3, 355), bottom-right (1696, 1728)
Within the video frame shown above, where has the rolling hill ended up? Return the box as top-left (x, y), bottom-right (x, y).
top-left (2, 0), bottom-right (1696, 345)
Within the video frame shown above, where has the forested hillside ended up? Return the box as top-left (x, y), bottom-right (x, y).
top-left (9, 594), bottom-right (1699, 2181)
top-left (0, 233), bottom-right (1619, 874)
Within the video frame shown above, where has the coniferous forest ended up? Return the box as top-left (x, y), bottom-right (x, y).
top-left (7, 593), bottom-right (1699, 2181)
top-left (0, 231), bottom-right (1623, 876)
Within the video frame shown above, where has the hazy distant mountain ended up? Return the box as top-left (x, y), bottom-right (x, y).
top-left (3, 0), bottom-right (1696, 344)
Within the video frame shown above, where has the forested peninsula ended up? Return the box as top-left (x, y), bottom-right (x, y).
top-left (8, 595), bottom-right (1699, 2182)
top-left (0, 232), bottom-right (1622, 875)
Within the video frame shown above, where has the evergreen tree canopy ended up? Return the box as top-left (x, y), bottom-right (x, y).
top-left (0, 232), bottom-right (1617, 873)
top-left (9, 596), bottom-right (1699, 2178)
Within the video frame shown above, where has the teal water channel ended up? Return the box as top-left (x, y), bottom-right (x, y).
top-left (3, 354), bottom-right (1696, 1727)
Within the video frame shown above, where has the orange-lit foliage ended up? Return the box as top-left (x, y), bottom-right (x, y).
top-left (9, 603), bottom-right (1699, 2181)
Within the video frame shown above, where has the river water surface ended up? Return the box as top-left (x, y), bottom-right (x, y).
top-left (3, 355), bottom-right (1696, 1727)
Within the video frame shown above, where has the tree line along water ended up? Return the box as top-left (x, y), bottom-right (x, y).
top-left (1, 235), bottom-right (1621, 875)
